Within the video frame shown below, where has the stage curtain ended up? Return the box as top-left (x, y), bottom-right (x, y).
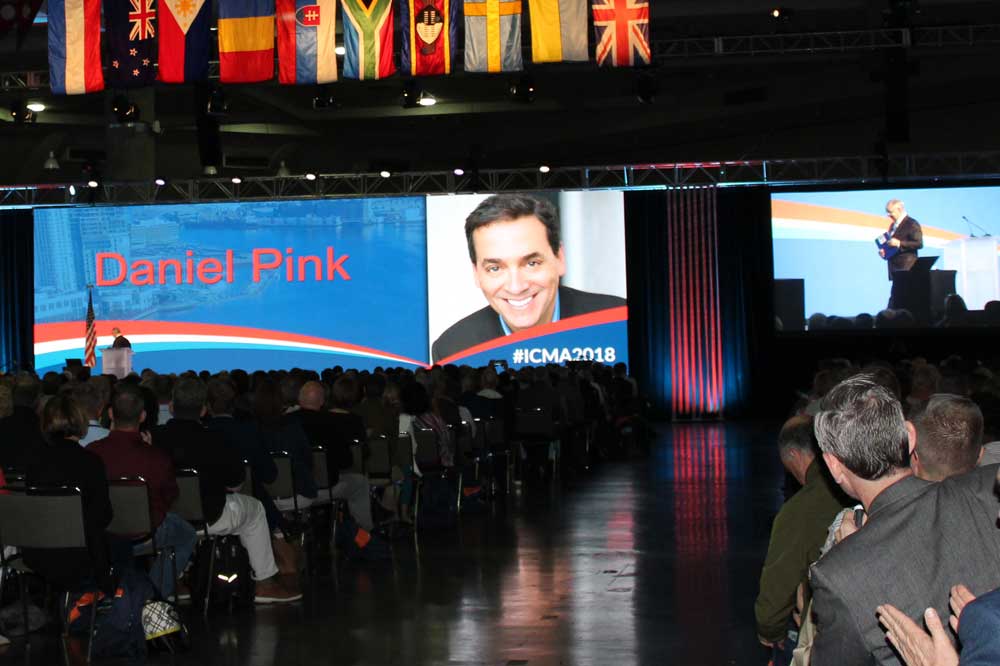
top-left (0, 210), bottom-right (34, 373)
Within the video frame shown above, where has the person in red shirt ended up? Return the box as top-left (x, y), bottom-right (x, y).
top-left (89, 383), bottom-right (196, 600)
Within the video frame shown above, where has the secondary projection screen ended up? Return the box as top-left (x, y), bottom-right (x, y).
top-left (771, 186), bottom-right (1000, 331)
top-left (33, 191), bottom-right (628, 373)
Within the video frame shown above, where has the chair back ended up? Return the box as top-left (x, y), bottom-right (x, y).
top-left (393, 434), bottom-right (413, 469)
top-left (455, 421), bottom-right (475, 459)
top-left (412, 426), bottom-right (440, 468)
top-left (312, 447), bottom-right (330, 490)
top-left (234, 462), bottom-right (254, 495)
top-left (349, 440), bottom-right (365, 475)
top-left (0, 487), bottom-right (87, 549)
top-left (514, 407), bottom-right (555, 438)
top-left (485, 418), bottom-right (506, 449)
top-left (264, 452), bottom-right (295, 500)
top-left (107, 477), bottom-right (154, 539)
top-left (174, 468), bottom-right (207, 525)
top-left (367, 436), bottom-right (392, 478)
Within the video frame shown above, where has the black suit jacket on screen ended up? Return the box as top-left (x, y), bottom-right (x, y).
top-left (431, 285), bottom-right (625, 362)
top-left (886, 216), bottom-right (923, 279)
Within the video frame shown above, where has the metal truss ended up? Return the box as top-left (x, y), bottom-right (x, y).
top-left (4, 151), bottom-right (1000, 206)
top-left (4, 24), bottom-right (1000, 90)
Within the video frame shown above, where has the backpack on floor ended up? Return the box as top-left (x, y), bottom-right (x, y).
top-left (191, 536), bottom-right (255, 610)
top-left (67, 568), bottom-right (153, 659)
top-left (334, 512), bottom-right (391, 561)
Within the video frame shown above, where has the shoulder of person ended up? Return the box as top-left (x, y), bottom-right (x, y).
top-left (559, 285), bottom-right (627, 315)
top-left (432, 305), bottom-right (502, 358)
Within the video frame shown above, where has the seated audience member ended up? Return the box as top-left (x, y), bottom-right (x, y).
top-left (299, 377), bottom-right (373, 530)
top-left (905, 363), bottom-right (940, 417)
top-left (151, 374), bottom-right (173, 426)
top-left (23, 394), bottom-right (114, 593)
top-left (807, 313), bottom-right (828, 331)
top-left (910, 394), bottom-right (983, 481)
top-left (254, 378), bottom-right (317, 512)
top-left (854, 313), bottom-right (874, 329)
top-left (74, 382), bottom-right (109, 446)
top-left (153, 377), bottom-right (301, 603)
top-left (465, 368), bottom-right (503, 421)
top-left (0, 373), bottom-right (45, 469)
top-left (356, 373), bottom-right (397, 439)
top-left (938, 293), bottom-right (970, 327)
top-left (89, 383), bottom-right (196, 599)
top-left (808, 375), bottom-right (1000, 666)
top-left (0, 382), bottom-right (12, 419)
top-left (756, 416), bottom-right (849, 666)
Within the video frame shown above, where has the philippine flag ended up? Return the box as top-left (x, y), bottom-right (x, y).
top-left (47, 0), bottom-right (104, 94)
top-left (158, 0), bottom-right (211, 82)
top-left (277, 0), bottom-right (338, 84)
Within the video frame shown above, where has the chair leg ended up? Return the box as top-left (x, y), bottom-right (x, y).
top-left (204, 540), bottom-right (216, 618)
top-left (86, 589), bottom-right (97, 664)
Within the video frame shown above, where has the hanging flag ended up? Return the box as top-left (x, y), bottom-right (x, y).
top-left (84, 290), bottom-right (96, 368)
top-left (105, 0), bottom-right (157, 88)
top-left (158, 0), bottom-right (210, 82)
top-left (527, 0), bottom-right (586, 63)
top-left (218, 0), bottom-right (276, 83)
top-left (340, 0), bottom-right (395, 80)
top-left (277, 0), bottom-right (338, 84)
top-left (592, 0), bottom-right (649, 67)
top-left (400, 0), bottom-right (458, 76)
top-left (47, 0), bottom-right (104, 94)
top-left (463, 0), bottom-right (521, 73)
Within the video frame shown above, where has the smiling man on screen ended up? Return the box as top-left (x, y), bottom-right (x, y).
top-left (431, 193), bottom-right (625, 363)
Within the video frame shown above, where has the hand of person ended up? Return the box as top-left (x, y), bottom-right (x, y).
top-left (880, 248), bottom-right (886, 258)
top-left (140, 430), bottom-right (153, 446)
top-left (877, 605), bottom-right (959, 666)
top-left (793, 582), bottom-right (806, 628)
top-left (834, 508), bottom-right (865, 543)
top-left (889, 238), bottom-right (902, 248)
top-left (757, 634), bottom-right (782, 649)
top-left (949, 584), bottom-right (977, 633)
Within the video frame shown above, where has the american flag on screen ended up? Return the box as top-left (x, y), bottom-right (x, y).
top-left (84, 290), bottom-right (96, 367)
top-left (592, 0), bottom-right (650, 67)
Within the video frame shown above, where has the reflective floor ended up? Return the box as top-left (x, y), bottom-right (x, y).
top-left (1, 421), bottom-right (787, 666)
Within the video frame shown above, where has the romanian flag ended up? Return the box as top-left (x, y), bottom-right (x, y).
top-left (277, 0), bottom-right (338, 84)
top-left (463, 0), bottom-right (522, 73)
top-left (218, 0), bottom-right (276, 83)
top-left (400, 0), bottom-right (459, 76)
top-left (527, 0), bottom-right (587, 63)
top-left (158, 0), bottom-right (210, 82)
top-left (340, 0), bottom-right (395, 80)
top-left (47, 0), bottom-right (104, 94)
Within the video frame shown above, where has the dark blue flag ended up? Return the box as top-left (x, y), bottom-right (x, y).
top-left (105, 0), bottom-right (157, 87)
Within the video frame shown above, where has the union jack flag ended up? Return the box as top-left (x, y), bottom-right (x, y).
top-left (84, 290), bottom-right (96, 368)
top-left (129, 0), bottom-right (155, 40)
top-left (592, 0), bottom-right (649, 67)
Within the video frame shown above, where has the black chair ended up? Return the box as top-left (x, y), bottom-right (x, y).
top-left (0, 487), bottom-right (100, 663)
top-left (513, 407), bottom-right (560, 481)
top-left (107, 477), bottom-right (178, 600)
top-left (173, 468), bottom-right (219, 616)
top-left (485, 417), bottom-right (512, 494)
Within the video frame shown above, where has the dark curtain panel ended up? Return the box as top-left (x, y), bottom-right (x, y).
top-left (716, 186), bottom-right (774, 416)
top-left (0, 209), bottom-right (34, 373)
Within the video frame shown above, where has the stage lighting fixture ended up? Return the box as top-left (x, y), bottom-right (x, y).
top-left (10, 101), bottom-right (35, 124)
top-left (508, 75), bottom-right (536, 103)
top-left (379, 170), bottom-right (391, 178)
top-left (68, 184), bottom-right (77, 196)
top-left (111, 95), bottom-right (140, 122)
top-left (231, 176), bottom-right (242, 184)
top-left (771, 6), bottom-right (791, 19)
top-left (417, 90), bottom-right (437, 107)
top-left (538, 165), bottom-right (551, 174)
top-left (203, 165), bottom-right (219, 176)
top-left (276, 160), bottom-right (291, 177)
top-left (305, 173), bottom-right (317, 181)
top-left (312, 92), bottom-right (336, 109)
top-left (453, 168), bottom-right (465, 176)
top-left (154, 177), bottom-right (166, 186)
top-left (26, 102), bottom-right (45, 113)
top-left (87, 179), bottom-right (99, 188)
top-left (43, 151), bottom-right (60, 170)
top-left (335, 46), bottom-right (346, 55)
top-left (206, 86), bottom-right (229, 117)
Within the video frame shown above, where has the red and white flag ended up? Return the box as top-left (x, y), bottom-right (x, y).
top-left (84, 290), bottom-right (96, 367)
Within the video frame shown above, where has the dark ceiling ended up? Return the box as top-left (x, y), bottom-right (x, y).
top-left (1, 0), bottom-right (999, 185)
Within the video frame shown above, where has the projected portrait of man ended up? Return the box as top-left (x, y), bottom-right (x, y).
top-left (431, 193), bottom-right (626, 362)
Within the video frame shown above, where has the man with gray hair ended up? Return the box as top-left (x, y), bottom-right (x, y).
top-left (809, 375), bottom-right (1000, 666)
top-left (910, 394), bottom-right (984, 481)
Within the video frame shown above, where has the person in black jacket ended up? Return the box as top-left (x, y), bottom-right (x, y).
top-left (431, 194), bottom-right (625, 362)
top-left (153, 377), bottom-right (301, 604)
top-left (882, 199), bottom-right (924, 309)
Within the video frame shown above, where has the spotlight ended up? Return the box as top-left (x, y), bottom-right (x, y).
top-left (154, 177), bottom-right (166, 186)
top-left (453, 168), bottom-right (465, 176)
top-left (26, 102), bottom-right (45, 113)
top-left (68, 184), bottom-right (76, 196)
top-left (402, 81), bottom-right (419, 108)
top-left (335, 45), bottom-right (346, 56)
top-left (206, 86), bottom-right (229, 117)
top-left (10, 101), bottom-right (35, 124)
top-left (416, 90), bottom-right (437, 107)
top-left (276, 160), bottom-right (291, 177)
top-left (771, 6), bottom-right (791, 20)
top-left (538, 165), bottom-right (550, 174)
top-left (231, 176), bottom-right (242, 184)
top-left (508, 75), bottom-right (535, 103)
top-left (305, 173), bottom-right (317, 181)
top-left (312, 92), bottom-right (336, 110)
top-left (43, 151), bottom-right (60, 170)
top-left (203, 165), bottom-right (219, 176)
top-left (379, 170), bottom-right (391, 178)
top-left (87, 180), bottom-right (99, 188)
top-left (112, 95), bottom-right (140, 122)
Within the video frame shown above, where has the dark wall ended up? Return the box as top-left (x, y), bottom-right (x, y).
top-left (0, 210), bottom-right (34, 373)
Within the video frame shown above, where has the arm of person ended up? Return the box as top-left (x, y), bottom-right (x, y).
top-left (809, 565), bottom-right (872, 666)
top-left (755, 511), bottom-right (807, 643)
top-left (899, 223), bottom-right (923, 250)
top-left (877, 605), bottom-right (958, 666)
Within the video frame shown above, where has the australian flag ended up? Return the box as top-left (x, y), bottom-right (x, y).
top-left (105, 0), bottom-right (157, 87)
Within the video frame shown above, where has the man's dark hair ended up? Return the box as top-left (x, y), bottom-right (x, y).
top-left (279, 374), bottom-right (305, 408)
top-left (464, 193), bottom-right (560, 264)
top-left (71, 382), bottom-right (103, 419)
top-left (814, 375), bottom-right (910, 480)
top-left (913, 394), bottom-right (983, 481)
top-left (171, 377), bottom-right (207, 420)
top-left (12, 373), bottom-right (41, 408)
top-left (206, 378), bottom-right (237, 416)
top-left (110, 383), bottom-right (145, 428)
top-left (152, 374), bottom-right (173, 402)
top-left (778, 415), bottom-right (818, 458)
top-left (332, 375), bottom-right (359, 409)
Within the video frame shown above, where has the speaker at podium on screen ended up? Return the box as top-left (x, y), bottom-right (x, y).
top-left (100, 347), bottom-right (133, 379)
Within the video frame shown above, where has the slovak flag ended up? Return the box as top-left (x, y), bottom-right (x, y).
top-left (47, 0), bottom-right (104, 94)
top-left (277, 0), bottom-right (338, 84)
top-left (158, 0), bottom-right (211, 82)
